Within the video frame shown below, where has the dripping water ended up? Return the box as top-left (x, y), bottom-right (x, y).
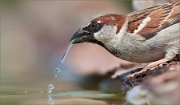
top-left (54, 44), bottom-right (73, 78)
top-left (48, 44), bottom-right (73, 105)
top-left (62, 44), bottom-right (73, 64)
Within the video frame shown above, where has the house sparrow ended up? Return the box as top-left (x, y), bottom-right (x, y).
top-left (70, 2), bottom-right (180, 76)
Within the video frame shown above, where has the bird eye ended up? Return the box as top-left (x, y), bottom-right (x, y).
top-left (88, 23), bottom-right (103, 33)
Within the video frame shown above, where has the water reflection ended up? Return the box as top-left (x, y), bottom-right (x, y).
top-left (48, 94), bottom-right (54, 105)
top-left (47, 91), bottom-right (116, 105)
top-left (48, 91), bottom-right (115, 98)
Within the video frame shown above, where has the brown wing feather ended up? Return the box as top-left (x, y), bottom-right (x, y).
top-left (127, 2), bottom-right (180, 39)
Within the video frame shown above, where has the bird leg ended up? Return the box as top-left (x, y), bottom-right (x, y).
top-left (128, 58), bottom-right (169, 78)
top-left (144, 59), bottom-right (169, 70)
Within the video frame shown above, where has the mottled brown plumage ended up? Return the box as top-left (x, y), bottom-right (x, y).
top-left (92, 14), bottom-right (126, 33)
top-left (128, 2), bottom-right (180, 38)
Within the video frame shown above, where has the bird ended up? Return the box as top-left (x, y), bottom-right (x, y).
top-left (70, 2), bottom-right (180, 77)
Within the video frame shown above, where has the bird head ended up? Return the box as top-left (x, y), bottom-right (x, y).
top-left (70, 14), bottom-right (126, 47)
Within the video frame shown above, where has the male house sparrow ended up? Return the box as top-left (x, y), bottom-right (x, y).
top-left (70, 2), bottom-right (180, 76)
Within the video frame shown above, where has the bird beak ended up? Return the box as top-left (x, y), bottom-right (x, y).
top-left (70, 29), bottom-right (92, 44)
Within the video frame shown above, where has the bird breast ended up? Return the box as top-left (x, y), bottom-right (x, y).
top-left (104, 23), bottom-right (179, 63)
top-left (106, 33), bottom-right (165, 63)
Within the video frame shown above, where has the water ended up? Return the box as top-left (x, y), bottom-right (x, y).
top-left (47, 44), bottom-right (74, 105)
top-left (0, 87), bottom-right (126, 105)
top-left (53, 68), bottom-right (62, 78)
top-left (49, 91), bottom-right (116, 98)
top-left (0, 43), bottom-right (127, 105)
top-left (61, 44), bottom-right (73, 64)
top-left (47, 89), bottom-right (118, 105)
top-left (53, 44), bottom-right (73, 78)
top-left (48, 84), bottom-right (55, 94)
top-left (48, 94), bottom-right (54, 105)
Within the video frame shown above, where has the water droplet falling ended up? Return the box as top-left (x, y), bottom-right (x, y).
top-left (54, 44), bottom-right (73, 78)
top-left (53, 68), bottom-right (61, 78)
top-left (47, 45), bottom-right (73, 105)
top-left (47, 44), bottom-right (73, 105)
top-left (48, 84), bottom-right (55, 93)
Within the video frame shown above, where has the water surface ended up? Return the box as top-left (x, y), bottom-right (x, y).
top-left (0, 88), bottom-right (127, 105)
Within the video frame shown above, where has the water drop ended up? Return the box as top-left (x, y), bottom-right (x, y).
top-left (48, 84), bottom-right (55, 93)
top-left (53, 68), bottom-right (61, 78)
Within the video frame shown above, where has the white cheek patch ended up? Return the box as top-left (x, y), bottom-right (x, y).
top-left (133, 16), bottom-right (151, 34)
top-left (101, 25), bottom-right (117, 36)
top-left (94, 25), bottom-right (117, 41)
